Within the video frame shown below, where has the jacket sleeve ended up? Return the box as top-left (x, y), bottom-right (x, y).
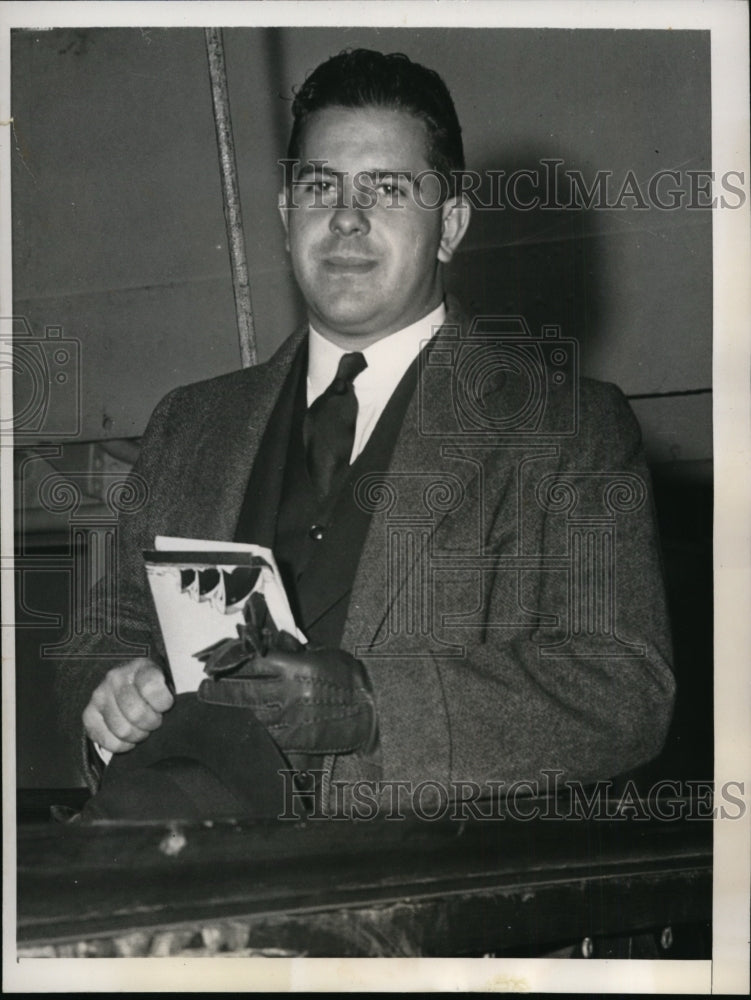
top-left (53, 387), bottom-right (183, 790)
top-left (353, 383), bottom-right (675, 796)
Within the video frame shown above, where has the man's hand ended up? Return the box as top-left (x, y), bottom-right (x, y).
top-left (83, 658), bottom-right (175, 754)
top-left (198, 647), bottom-right (378, 756)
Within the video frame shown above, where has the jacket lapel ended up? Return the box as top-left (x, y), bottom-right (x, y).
top-left (342, 301), bottom-right (517, 654)
top-left (180, 327), bottom-right (307, 543)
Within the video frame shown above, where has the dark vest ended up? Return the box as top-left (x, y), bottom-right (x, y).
top-left (234, 339), bottom-right (420, 648)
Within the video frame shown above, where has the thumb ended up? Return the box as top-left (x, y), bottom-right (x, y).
top-left (133, 660), bottom-right (175, 713)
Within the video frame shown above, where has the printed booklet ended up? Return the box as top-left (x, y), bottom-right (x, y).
top-left (143, 535), bottom-right (306, 693)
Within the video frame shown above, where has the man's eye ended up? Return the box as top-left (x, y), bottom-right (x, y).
top-left (375, 182), bottom-right (407, 204)
top-left (297, 179), bottom-right (336, 197)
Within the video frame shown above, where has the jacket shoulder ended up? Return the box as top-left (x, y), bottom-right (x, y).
top-left (578, 376), bottom-right (640, 430)
top-left (572, 377), bottom-right (644, 461)
top-left (579, 376), bottom-right (631, 411)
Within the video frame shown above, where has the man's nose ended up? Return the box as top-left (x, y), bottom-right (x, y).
top-left (329, 203), bottom-right (370, 237)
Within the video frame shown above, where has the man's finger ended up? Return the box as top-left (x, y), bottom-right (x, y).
top-left (83, 704), bottom-right (138, 754)
top-left (90, 678), bottom-right (159, 733)
top-left (99, 697), bottom-right (153, 744)
top-left (133, 663), bottom-right (174, 713)
top-left (96, 731), bottom-right (138, 754)
top-left (115, 682), bottom-right (163, 731)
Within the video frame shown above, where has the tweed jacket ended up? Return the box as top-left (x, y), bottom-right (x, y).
top-left (57, 301), bottom-right (675, 802)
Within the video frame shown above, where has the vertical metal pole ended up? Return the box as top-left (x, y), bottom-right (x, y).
top-left (205, 27), bottom-right (257, 368)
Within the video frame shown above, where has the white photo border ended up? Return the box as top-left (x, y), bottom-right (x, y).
top-left (2, 1), bottom-right (749, 994)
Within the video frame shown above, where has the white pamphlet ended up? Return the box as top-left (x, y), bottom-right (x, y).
top-left (144, 535), bottom-right (306, 694)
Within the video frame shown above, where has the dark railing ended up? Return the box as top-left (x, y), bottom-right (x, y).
top-left (17, 794), bottom-right (712, 958)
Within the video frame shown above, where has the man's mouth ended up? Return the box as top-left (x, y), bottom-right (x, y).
top-left (321, 255), bottom-right (379, 273)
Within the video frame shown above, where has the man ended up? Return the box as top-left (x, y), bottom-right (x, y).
top-left (58, 49), bottom-right (675, 819)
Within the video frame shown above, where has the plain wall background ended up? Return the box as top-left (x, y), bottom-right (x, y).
top-left (12, 26), bottom-right (712, 463)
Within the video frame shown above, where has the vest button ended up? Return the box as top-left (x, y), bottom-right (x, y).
top-left (309, 524), bottom-right (325, 541)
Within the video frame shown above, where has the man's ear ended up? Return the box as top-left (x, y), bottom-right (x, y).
top-left (278, 191), bottom-right (290, 252)
top-left (437, 194), bottom-right (472, 264)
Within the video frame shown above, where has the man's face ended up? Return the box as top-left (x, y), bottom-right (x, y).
top-left (280, 106), bottom-right (466, 348)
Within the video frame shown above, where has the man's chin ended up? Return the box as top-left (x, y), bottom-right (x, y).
top-left (310, 302), bottom-right (383, 339)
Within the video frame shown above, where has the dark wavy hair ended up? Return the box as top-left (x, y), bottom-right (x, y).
top-left (287, 48), bottom-right (465, 191)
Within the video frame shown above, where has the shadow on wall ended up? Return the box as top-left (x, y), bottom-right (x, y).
top-left (446, 147), bottom-right (604, 361)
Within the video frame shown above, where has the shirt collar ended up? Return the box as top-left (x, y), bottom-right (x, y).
top-left (307, 301), bottom-right (447, 403)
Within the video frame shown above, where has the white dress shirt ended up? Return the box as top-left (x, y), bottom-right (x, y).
top-left (307, 301), bottom-right (446, 462)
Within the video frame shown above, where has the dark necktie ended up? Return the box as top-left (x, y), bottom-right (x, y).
top-left (304, 351), bottom-right (367, 498)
